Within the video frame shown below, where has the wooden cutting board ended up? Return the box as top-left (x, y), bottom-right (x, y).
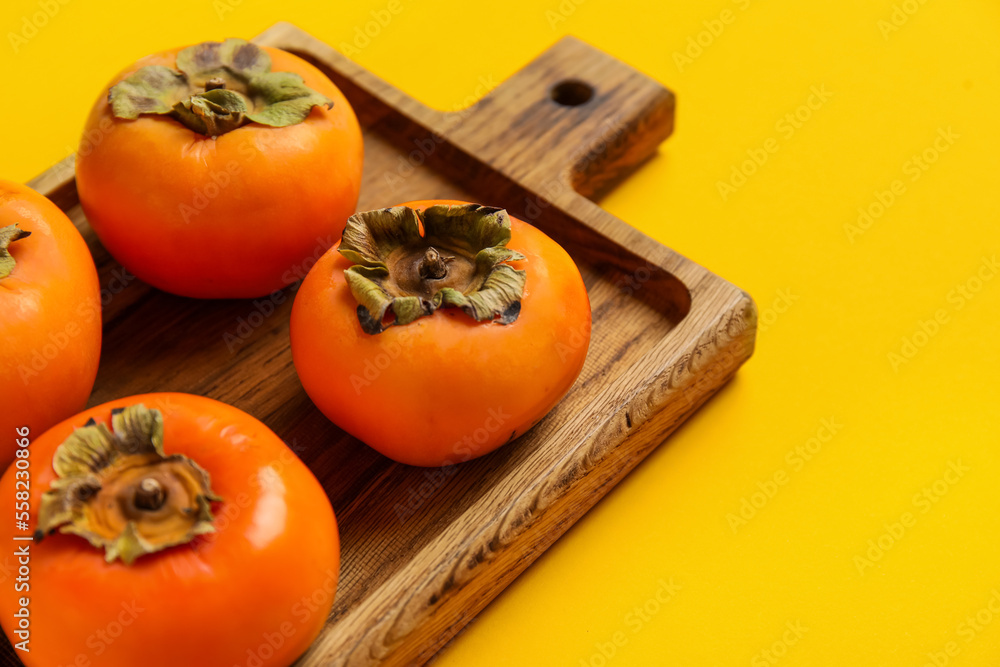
top-left (5, 22), bottom-right (756, 667)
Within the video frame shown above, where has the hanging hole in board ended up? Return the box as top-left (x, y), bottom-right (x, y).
top-left (550, 80), bottom-right (594, 107)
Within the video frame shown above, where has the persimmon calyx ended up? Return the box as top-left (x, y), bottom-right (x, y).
top-left (0, 224), bottom-right (30, 280)
top-left (339, 204), bottom-right (527, 335)
top-left (108, 38), bottom-right (333, 137)
top-left (35, 405), bottom-right (222, 565)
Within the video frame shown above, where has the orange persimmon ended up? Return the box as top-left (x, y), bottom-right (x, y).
top-left (0, 393), bottom-right (338, 666)
top-left (75, 38), bottom-right (364, 299)
top-left (0, 180), bottom-right (101, 468)
top-left (290, 200), bottom-right (591, 467)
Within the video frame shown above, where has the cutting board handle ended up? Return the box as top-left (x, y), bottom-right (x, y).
top-left (254, 24), bottom-right (675, 206)
top-left (445, 36), bottom-right (676, 201)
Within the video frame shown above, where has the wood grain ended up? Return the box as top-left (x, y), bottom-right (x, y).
top-left (4, 23), bottom-right (756, 667)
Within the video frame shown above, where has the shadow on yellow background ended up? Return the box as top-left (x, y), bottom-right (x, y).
top-left (1, 0), bottom-right (998, 664)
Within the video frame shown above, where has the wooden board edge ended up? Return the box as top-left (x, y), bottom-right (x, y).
top-left (299, 290), bottom-right (757, 665)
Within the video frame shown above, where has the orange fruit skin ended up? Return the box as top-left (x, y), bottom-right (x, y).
top-left (75, 45), bottom-right (364, 299)
top-left (0, 393), bottom-right (339, 667)
top-left (290, 200), bottom-right (592, 467)
top-left (0, 180), bottom-right (101, 468)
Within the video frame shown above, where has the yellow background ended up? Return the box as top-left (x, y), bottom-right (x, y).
top-left (2, 0), bottom-right (998, 665)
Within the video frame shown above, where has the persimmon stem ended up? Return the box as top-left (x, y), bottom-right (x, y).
top-left (135, 478), bottom-right (166, 511)
top-left (340, 205), bottom-right (527, 333)
top-left (0, 224), bottom-right (31, 281)
top-left (418, 247), bottom-right (452, 280)
top-left (35, 405), bottom-right (222, 565)
top-left (107, 39), bottom-right (333, 138)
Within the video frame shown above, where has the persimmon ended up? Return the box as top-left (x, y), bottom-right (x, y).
top-left (75, 38), bottom-right (364, 299)
top-left (0, 394), bottom-right (338, 666)
top-left (290, 201), bottom-right (591, 467)
top-left (0, 179), bottom-right (101, 468)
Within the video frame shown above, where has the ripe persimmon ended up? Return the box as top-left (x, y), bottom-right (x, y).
top-left (0, 179), bottom-right (101, 468)
top-left (290, 201), bottom-right (591, 467)
top-left (75, 38), bottom-right (364, 299)
top-left (0, 394), bottom-right (338, 666)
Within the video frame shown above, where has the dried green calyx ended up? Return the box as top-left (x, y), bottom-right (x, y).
top-left (340, 204), bottom-right (527, 335)
top-left (108, 38), bottom-right (333, 137)
top-left (0, 224), bottom-right (30, 280)
top-left (35, 405), bottom-right (221, 565)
